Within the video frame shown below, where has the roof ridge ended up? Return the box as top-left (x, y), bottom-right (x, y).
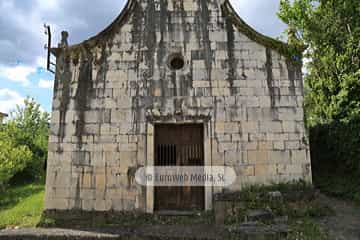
top-left (51, 0), bottom-right (303, 63)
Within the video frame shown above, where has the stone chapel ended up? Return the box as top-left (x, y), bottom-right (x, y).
top-left (45, 0), bottom-right (312, 213)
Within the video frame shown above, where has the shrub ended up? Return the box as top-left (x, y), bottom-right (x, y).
top-left (0, 98), bottom-right (49, 185)
top-left (310, 116), bottom-right (360, 202)
top-left (0, 134), bottom-right (32, 190)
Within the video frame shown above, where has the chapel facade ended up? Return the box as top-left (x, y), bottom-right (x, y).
top-left (45, 0), bottom-right (312, 213)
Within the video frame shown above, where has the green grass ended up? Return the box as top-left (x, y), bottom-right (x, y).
top-left (0, 183), bottom-right (45, 229)
top-left (220, 181), bottom-right (333, 239)
top-left (0, 181), bottom-right (332, 240)
top-left (288, 218), bottom-right (330, 240)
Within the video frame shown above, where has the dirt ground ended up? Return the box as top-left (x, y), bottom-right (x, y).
top-left (317, 194), bottom-right (360, 240)
top-left (0, 225), bottom-right (227, 240)
top-left (1, 194), bottom-right (360, 239)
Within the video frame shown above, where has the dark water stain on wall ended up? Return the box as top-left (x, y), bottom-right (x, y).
top-left (74, 47), bottom-right (93, 149)
top-left (197, 0), bottom-right (213, 84)
top-left (265, 48), bottom-right (276, 107)
top-left (286, 60), bottom-right (304, 95)
top-left (130, 2), bottom-right (145, 134)
top-left (131, 2), bottom-right (143, 44)
top-left (225, 17), bottom-right (238, 95)
top-left (144, 0), bottom-right (157, 77)
top-left (179, 1), bottom-right (190, 51)
top-left (74, 174), bottom-right (81, 209)
top-left (157, 0), bottom-right (168, 68)
top-left (132, 85), bottom-right (141, 134)
top-left (95, 44), bottom-right (109, 86)
top-left (95, 44), bottom-right (111, 125)
top-left (171, 71), bottom-right (177, 97)
top-left (131, 14), bottom-right (142, 45)
top-left (156, 0), bottom-right (172, 110)
top-left (57, 54), bottom-right (72, 143)
top-left (285, 59), bottom-right (296, 96)
top-left (131, 2), bottom-right (144, 74)
top-left (240, 58), bottom-right (247, 80)
top-left (142, 0), bottom-right (157, 108)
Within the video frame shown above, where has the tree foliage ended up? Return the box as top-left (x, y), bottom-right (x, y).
top-left (278, 0), bottom-right (360, 125)
top-left (0, 98), bottom-right (49, 187)
top-left (279, 0), bottom-right (360, 202)
top-left (0, 131), bottom-right (32, 190)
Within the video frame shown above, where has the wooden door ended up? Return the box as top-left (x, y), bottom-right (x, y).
top-left (154, 124), bottom-right (204, 211)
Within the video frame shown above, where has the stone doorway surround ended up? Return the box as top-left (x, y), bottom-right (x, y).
top-left (145, 119), bottom-right (213, 214)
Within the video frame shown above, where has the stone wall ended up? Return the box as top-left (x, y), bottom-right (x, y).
top-left (45, 0), bottom-right (312, 212)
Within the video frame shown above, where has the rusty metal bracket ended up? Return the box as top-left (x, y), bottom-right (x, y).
top-left (44, 24), bottom-right (55, 74)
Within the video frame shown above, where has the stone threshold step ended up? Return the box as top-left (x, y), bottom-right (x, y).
top-left (0, 224), bottom-right (289, 240)
top-left (155, 210), bottom-right (201, 216)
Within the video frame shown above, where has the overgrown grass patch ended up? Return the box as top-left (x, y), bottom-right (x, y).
top-left (222, 181), bottom-right (332, 225)
top-left (0, 181), bottom-right (334, 240)
top-left (219, 181), bottom-right (333, 239)
top-left (39, 210), bottom-right (215, 228)
top-left (288, 218), bottom-right (330, 240)
top-left (0, 183), bottom-right (44, 229)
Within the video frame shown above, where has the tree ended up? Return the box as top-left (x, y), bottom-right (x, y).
top-left (279, 1), bottom-right (360, 201)
top-left (0, 128), bottom-right (32, 190)
top-left (278, 0), bottom-right (360, 125)
top-left (0, 98), bottom-right (50, 184)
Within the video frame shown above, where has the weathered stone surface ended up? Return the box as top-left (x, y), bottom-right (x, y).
top-left (228, 223), bottom-right (289, 239)
top-left (45, 0), bottom-right (312, 213)
top-left (245, 209), bottom-right (274, 222)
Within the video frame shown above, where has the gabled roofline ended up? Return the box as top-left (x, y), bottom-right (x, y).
top-left (0, 112), bottom-right (8, 117)
top-left (222, 0), bottom-right (302, 61)
top-left (51, 0), bottom-right (136, 56)
top-left (51, 0), bottom-right (302, 61)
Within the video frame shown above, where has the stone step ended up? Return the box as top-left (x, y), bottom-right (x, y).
top-left (228, 223), bottom-right (289, 240)
top-left (245, 209), bottom-right (275, 223)
top-left (0, 224), bottom-right (290, 240)
top-left (0, 226), bottom-right (223, 240)
top-left (0, 228), bottom-right (121, 240)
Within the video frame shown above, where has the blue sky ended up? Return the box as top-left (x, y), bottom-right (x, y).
top-left (0, 0), bottom-right (287, 114)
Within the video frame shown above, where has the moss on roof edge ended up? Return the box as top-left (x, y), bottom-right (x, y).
top-left (51, 0), bottom-right (304, 65)
top-left (222, 0), bottom-right (303, 64)
top-left (50, 0), bottom-right (136, 56)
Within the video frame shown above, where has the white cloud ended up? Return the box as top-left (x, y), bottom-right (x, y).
top-left (0, 65), bottom-right (34, 86)
top-left (230, 0), bottom-right (241, 11)
top-left (36, 56), bottom-right (47, 68)
top-left (38, 79), bottom-right (54, 89)
top-left (0, 88), bottom-right (25, 114)
top-left (0, 56), bottom-right (50, 87)
top-left (36, 0), bottom-right (59, 11)
top-left (229, 0), bottom-right (287, 38)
